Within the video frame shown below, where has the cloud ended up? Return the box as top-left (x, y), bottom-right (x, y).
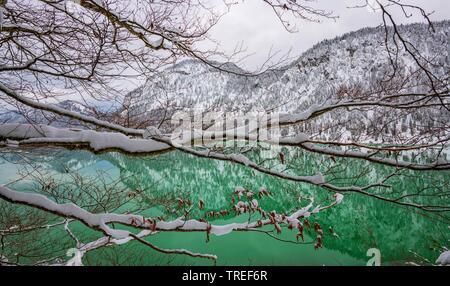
top-left (204, 0), bottom-right (450, 69)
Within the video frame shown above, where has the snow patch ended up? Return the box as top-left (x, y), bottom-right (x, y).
top-left (436, 251), bottom-right (450, 266)
top-left (334, 193), bottom-right (344, 204)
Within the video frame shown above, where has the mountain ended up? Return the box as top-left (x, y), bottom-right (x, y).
top-left (0, 100), bottom-right (96, 127)
top-left (125, 21), bottom-right (450, 143)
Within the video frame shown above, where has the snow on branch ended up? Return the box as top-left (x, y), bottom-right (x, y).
top-left (2, 123), bottom-right (449, 209)
top-left (3, 123), bottom-right (448, 207)
top-left (0, 185), bottom-right (139, 239)
top-left (0, 184), bottom-right (342, 264)
top-left (0, 83), bottom-right (143, 136)
top-left (297, 141), bottom-right (450, 171)
top-left (277, 95), bottom-right (450, 126)
top-left (436, 250), bottom-right (450, 266)
top-left (0, 123), bottom-right (170, 154)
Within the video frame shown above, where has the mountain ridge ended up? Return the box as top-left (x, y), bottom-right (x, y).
top-left (125, 20), bottom-right (450, 143)
top-left (2, 21), bottom-right (449, 144)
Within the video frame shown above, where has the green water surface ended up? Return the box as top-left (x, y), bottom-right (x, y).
top-left (0, 147), bottom-right (448, 266)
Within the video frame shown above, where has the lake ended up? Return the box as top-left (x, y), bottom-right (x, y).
top-left (0, 147), bottom-right (448, 266)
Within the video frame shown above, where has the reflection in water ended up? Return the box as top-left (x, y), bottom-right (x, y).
top-left (0, 148), bottom-right (449, 265)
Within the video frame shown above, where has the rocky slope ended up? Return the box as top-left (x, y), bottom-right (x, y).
top-left (125, 21), bottom-right (450, 143)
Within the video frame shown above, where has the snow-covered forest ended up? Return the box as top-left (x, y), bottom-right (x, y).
top-left (0, 0), bottom-right (449, 267)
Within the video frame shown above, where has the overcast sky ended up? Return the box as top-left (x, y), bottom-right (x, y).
top-left (205, 0), bottom-right (450, 70)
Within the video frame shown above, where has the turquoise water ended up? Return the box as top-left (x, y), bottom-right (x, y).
top-left (0, 148), bottom-right (449, 266)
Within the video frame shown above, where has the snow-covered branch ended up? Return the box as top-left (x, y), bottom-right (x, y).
top-left (2, 123), bottom-right (449, 210)
top-left (0, 83), bottom-right (143, 136)
top-left (0, 123), bottom-right (169, 154)
top-left (0, 184), bottom-right (343, 264)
